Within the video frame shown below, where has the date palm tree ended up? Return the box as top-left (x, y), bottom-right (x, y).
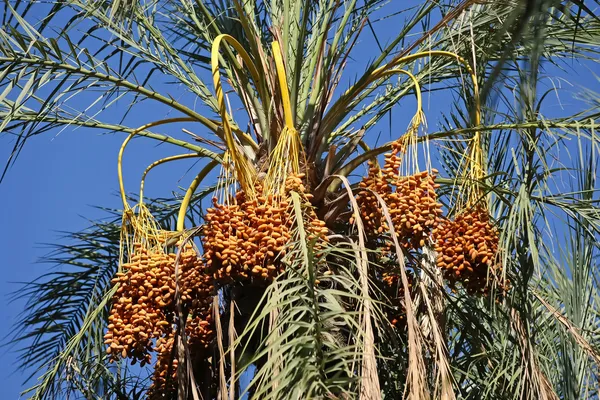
top-left (2, 0), bottom-right (600, 399)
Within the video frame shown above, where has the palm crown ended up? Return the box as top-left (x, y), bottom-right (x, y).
top-left (2, 0), bottom-right (600, 399)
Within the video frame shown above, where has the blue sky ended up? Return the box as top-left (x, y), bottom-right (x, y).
top-left (0, 1), bottom-right (597, 398)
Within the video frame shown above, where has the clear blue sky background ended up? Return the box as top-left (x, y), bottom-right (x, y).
top-left (0, 2), bottom-right (596, 398)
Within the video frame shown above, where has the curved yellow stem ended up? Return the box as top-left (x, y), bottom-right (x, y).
top-left (176, 159), bottom-right (219, 232)
top-left (139, 153), bottom-right (202, 204)
top-left (262, 41), bottom-right (303, 196)
top-left (378, 68), bottom-right (424, 128)
top-left (118, 117), bottom-right (200, 210)
top-left (118, 134), bottom-right (135, 209)
top-left (212, 34), bottom-right (268, 113)
top-left (385, 50), bottom-right (480, 127)
top-left (272, 41), bottom-right (294, 129)
top-left (212, 34), bottom-right (263, 193)
top-left (328, 50), bottom-right (479, 140)
top-left (326, 69), bottom-right (425, 141)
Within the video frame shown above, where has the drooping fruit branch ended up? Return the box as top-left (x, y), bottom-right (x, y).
top-left (263, 41), bottom-right (304, 198)
top-left (118, 117), bottom-right (204, 210)
top-left (139, 154), bottom-right (202, 204)
top-left (211, 34), bottom-right (267, 196)
top-left (176, 159), bottom-right (219, 232)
